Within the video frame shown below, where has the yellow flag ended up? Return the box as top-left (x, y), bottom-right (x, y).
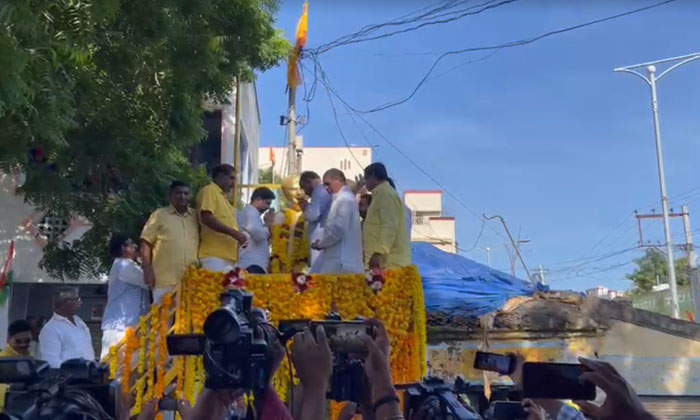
top-left (295, 1), bottom-right (308, 49)
top-left (287, 1), bottom-right (308, 91)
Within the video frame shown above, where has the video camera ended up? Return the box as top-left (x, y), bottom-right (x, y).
top-left (278, 317), bottom-right (371, 404)
top-left (401, 377), bottom-right (482, 420)
top-left (0, 358), bottom-right (115, 420)
top-left (167, 289), bottom-right (274, 391)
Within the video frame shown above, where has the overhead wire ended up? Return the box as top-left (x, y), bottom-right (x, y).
top-left (312, 0), bottom-right (519, 55)
top-left (309, 0), bottom-right (678, 115)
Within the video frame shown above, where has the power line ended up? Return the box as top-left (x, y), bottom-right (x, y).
top-left (311, 0), bottom-right (678, 115)
top-left (312, 0), bottom-right (519, 55)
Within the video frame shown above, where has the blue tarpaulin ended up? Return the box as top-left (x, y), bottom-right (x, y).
top-left (412, 242), bottom-right (547, 318)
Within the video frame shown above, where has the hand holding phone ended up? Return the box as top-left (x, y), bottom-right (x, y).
top-left (473, 351), bottom-right (516, 375)
top-left (492, 401), bottom-right (528, 420)
top-left (522, 362), bottom-right (596, 401)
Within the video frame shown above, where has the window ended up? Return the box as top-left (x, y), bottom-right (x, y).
top-left (36, 213), bottom-right (69, 242)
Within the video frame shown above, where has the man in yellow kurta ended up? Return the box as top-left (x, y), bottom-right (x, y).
top-left (0, 320), bottom-right (33, 411)
top-left (141, 180), bottom-right (200, 303)
top-left (197, 164), bottom-right (248, 272)
top-left (362, 162), bottom-right (411, 269)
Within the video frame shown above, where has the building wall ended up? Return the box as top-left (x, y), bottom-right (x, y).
top-left (428, 320), bottom-right (700, 396)
top-left (404, 191), bottom-right (457, 254)
top-left (259, 146), bottom-right (372, 182)
top-left (633, 284), bottom-right (695, 318)
top-left (404, 191), bottom-right (442, 214)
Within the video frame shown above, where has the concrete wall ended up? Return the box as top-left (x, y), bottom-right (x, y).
top-left (404, 191), bottom-right (442, 214)
top-left (427, 320), bottom-right (700, 396)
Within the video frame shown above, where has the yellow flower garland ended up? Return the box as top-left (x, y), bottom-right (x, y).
top-left (106, 264), bottom-right (426, 417)
top-left (175, 266), bottom-right (426, 402)
top-left (270, 209), bottom-right (309, 273)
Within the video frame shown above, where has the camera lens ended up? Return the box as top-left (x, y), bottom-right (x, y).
top-left (204, 308), bottom-right (242, 343)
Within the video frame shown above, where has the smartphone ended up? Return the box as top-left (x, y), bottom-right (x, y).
top-left (158, 397), bottom-right (178, 411)
top-left (522, 362), bottom-right (596, 400)
top-left (473, 351), bottom-right (515, 375)
top-left (278, 320), bottom-right (370, 353)
top-left (492, 401), bottom-right (528, 420)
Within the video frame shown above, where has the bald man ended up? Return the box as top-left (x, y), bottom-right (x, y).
top-left (310, 169), bottom-right (363, 274)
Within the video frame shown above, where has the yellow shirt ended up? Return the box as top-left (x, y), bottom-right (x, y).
top-left (196, 182), bottom-right (240, 262)
top-left (363, 181), bottom-right (411, 268)
top-left (0, 345), bottom-right (23, 411)
top-left (141, 205), bottom-right (200, 287)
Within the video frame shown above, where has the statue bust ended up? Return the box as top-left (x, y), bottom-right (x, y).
top-left (280, 174), bottom-right (305, 212)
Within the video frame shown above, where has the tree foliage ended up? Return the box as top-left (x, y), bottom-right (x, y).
top-left (0, 0), bottom-right (289, 280)
top-left (626, 248), bottom-right (689, 294)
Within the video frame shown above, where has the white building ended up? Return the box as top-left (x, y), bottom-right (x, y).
top-left (586, 286), bottom-right (625, 300)
top-left (258, 145), bottom-right (372, 182)
top-left (0, 81), bottom-right (262, 344)
top-left (403, 190), bottom-right (457, 254)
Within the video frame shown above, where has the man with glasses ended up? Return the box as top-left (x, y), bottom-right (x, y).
top-left (39, 287), bottom-right (95, 368)
top-left (310, 169), bottom-right (363, 274)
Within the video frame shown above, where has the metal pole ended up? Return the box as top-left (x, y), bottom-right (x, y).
top-left (484, 214), bottom-right (535, 284)
top-left (486, 247), bottom-right (491, 267)
top-left (538, 264), bottom-right (546, 285)
top-left (287, 87), bottom-right (297, 176)
top-left (233, 77), bottom-right (242, 206)
top-left (682, 205), bottom-right (700, 320)
top-left (648, 65), bottom-right (679, 319)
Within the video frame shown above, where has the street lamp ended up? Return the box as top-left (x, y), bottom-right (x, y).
top-left (614, 52), bottom-right (700, 319)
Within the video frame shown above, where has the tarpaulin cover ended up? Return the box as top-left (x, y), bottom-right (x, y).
top-left (412, 242), bottom-right (548, 318)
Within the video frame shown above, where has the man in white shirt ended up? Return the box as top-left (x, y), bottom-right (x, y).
top-left (310, 169), bottom-right (364, 274)
top-left (237, 187), bottom-right (276, 274)
top-left (299, 171), bottom-right (332, 266)
top-left (101, 234), bottom-right (149, 358)
top-left (39, 287), bottom-right (95, 368)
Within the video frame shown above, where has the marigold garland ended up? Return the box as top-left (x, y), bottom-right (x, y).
top-left (122, 328), bottom-right (137, 396)
top-left (270, 209), bottom-right (309, 273)
top-left (174, 265), bottom-right (425, 403)
top-left (106, 264), bottom-right (426, 417)
top-left (108, 346), bottom-right (119, 380)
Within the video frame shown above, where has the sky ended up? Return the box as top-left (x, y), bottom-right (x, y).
top-left (255, 0), bottom-right (700, 292)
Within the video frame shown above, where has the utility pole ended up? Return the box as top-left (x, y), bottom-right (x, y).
top-left (615, 52), bottom-right (700, 319)
top-left (635, 210), bottom-right (686, 317)
top-left (484, 214), bottom-right (535, 284)
top-left (232, 77), bottom-right (242, 206)
top-left (682, 205), bottom-right (700, 320)
top-left (286, 87), bottom-right (297, 176)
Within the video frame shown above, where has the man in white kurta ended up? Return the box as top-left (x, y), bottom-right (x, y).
top-left (310, 169), bottom-right (364, 274)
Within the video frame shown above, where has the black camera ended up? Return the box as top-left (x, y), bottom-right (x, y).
top-left (278, 318), bottom-right (372, 404)
top-left (167, 289), bottom-right (274, 391)
top-left (402, 377), bottom-right (481, 420)
top-left (0, 358), bottom-right (115, 420)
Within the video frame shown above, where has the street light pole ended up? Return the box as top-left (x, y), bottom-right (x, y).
top-left (614, 52), bottom-right (700, 319)
top-left (484, 214), bottom-right (535, 284)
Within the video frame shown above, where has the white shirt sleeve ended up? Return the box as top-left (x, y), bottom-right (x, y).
top-left (317, 196), bottom-right (352, 249)
top-left (38, 324), bottom-right (62, 368)
top-left (240, 207), bottom-right (269, 244)
top-left (117, 260), bottom-right (148, 289)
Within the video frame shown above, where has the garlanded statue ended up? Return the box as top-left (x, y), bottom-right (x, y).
top-left (270, 175), bottom-right (310, 273)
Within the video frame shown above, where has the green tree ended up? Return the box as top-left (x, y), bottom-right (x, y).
top-left (0, 0), bottom-right (288, 280)
top-left (259, 167), bottom-right (274, 184)
top-left (626, 248), bottom-right (690, 294)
